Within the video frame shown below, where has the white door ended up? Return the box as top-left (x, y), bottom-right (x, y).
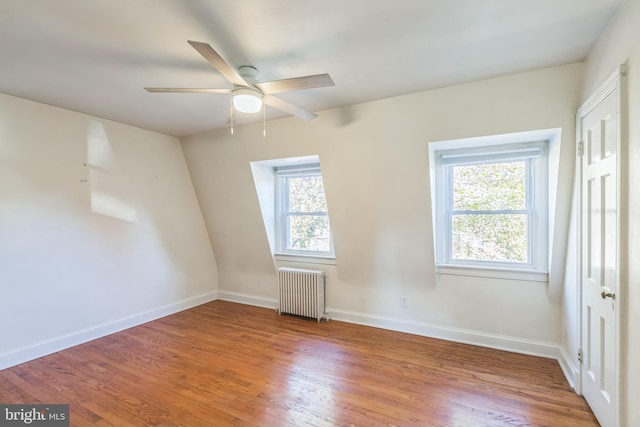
top-left (579, 69), bottom-right (622, 427)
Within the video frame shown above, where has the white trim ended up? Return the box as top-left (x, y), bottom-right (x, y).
top-left (430, 135), bottom-right (550, 273)
top-left (212, 294), bottom-right (561, 359)
top-left (217, 291), bottom-right (278, 310)
top-left (275, 163), bottom-right (321, 175)
top-left (436, 264), bottom-right (548, 282)
top-left (327, 307), bottom-right (559, 358)
top-left (252, 155), bottom-right (319, 169)
top-left (558, 345), bottom-right (580, 391)
top-left (274, 254), bottom-right (336, 266)
top-left (275, 164), bottom-right (335, 258)
top-left (0, 291), bottom-right (218, 371)
top-left (616, 64), bottom-right (628, 427)
top-left (577, 64), bottom-right (626, 118)
top-left (438, 141), bottom-right (545, 165)
top-left (573, 94), bottom-right (584, 396)
top-left (210, 294), bottom-right (560, 358)
top-left (576, 64), bottom-right (626, 427)
top-left (429, 128), bottom-right (562, 152)
top-left (0, 289), bottom-right (572, 389)
top-left (218, 294), bottom-right (582, 388)
top-left (90, 293), bottom-right (572, 390)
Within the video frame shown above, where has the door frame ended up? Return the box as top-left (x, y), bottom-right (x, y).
top-left (575, 64), bottom-right (627, 426)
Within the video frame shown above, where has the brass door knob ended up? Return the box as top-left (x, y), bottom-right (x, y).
top-left (601, 290), bottom-right (616, 300)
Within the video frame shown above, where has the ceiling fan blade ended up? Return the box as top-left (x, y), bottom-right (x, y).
top-left (263, 94), bottom-right (317, 121)
top-left (255, 74), bottom-right (334, 95)
top-left (187, 40), bottom-right (248, 87)
top-left (145, 88), bottom-right (233, 94)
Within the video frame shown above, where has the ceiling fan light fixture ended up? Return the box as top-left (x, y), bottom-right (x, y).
top-left (233, 88), bottom-right (263, 113)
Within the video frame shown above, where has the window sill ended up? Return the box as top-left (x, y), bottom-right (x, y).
top-left (274, 253), bottom-right (336, 266)
top-left (436, 264), bottom-right (548, 282)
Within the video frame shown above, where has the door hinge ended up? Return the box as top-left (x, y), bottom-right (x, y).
top-left (578, 348), bottom-right (583, 364)
top-left (577, 141), bottom-right (584, 157)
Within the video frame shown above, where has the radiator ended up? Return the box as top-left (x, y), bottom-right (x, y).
top-left (277, 267), bottom-right (326, 322)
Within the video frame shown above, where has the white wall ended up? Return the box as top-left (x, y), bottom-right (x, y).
top-left (182, 63), bottom-right (582, 356)
top-left (578, 1), bottom-right (640, 425)
top-left (560, 171), bottom-right (580, 387)
top-left (0, 94), bottom-right (218, 369)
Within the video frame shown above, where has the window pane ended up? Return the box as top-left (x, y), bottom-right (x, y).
top-left (288, 176), bottom-right (327, 212)
top-left (452, 161), bottom-right (526, 211)
top-left (288, 215), bottom-right (331, 252)
top-left (452, 214), bottom-right (527, 262)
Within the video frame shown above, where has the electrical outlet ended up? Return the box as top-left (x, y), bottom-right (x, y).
top-left (400, 297), bottom-right (408, 308)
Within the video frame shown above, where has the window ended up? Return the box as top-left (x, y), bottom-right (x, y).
top-left (275, 164), bottom-right (334, 257)
top-left (434, 141), bottom-right (548, 272)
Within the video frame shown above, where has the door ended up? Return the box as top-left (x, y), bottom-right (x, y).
top-left (579, 68), bottom-right (623, 427)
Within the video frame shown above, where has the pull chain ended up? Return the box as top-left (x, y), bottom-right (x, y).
top-left (263, 104), bottom-right (266, 138)
top-left (230, 101), bottom-right (234, 135)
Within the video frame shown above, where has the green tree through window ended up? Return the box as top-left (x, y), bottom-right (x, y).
top-left (277, 166), bottom-right (333, 256)
top-left (286, 175), bottom-right (330, 251)
top-left (434, 140), bottom-right (548, 271)
top-left (451, 161), bottom-right (528, 262)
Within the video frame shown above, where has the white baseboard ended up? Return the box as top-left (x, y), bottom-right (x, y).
top-left (212, 293), bottom-right (560, 360)
top-left (3, 291), bottom-right (571, 388)
top-left (0, 291), bottom-right (218, 371)
top-left (217, 291), bottom-right (278, 310)
top-left (327, 307), bottom-right (560, 359)
top-left (558, 345), bottom-right (580, 391)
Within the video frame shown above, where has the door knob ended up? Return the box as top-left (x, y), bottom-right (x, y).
top-left (601, 290), bottom-right (616, 300)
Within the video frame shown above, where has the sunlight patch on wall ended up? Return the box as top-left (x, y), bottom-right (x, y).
top-left (87, 121), bottom-right (138, 222)
top-left (90, 192), bottom-right (138, 222)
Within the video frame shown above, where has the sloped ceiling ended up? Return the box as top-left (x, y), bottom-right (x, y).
top-left (0, 0), bottom-right (623, 137)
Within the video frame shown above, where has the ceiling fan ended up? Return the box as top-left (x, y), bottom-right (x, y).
top-left (145, 40), bottom-right (335, 122)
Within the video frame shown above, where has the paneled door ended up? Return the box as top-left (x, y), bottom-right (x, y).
top-left (578, 66), bottom-right (625, 427)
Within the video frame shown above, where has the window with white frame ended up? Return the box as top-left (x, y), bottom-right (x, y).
top-left (275, 164), bottom-right (334, 257)
top-left (434, 141), bottom-right (548, 271)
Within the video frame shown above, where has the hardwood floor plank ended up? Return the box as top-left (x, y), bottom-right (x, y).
top-left (0, 301), bottom-right (597, 426)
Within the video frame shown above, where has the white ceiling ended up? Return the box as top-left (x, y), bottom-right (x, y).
top-left (0, 0), bottom-right (623, 137)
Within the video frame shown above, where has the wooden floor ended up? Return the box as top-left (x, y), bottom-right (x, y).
top-left (0, 301), bottom-right (598, 427)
